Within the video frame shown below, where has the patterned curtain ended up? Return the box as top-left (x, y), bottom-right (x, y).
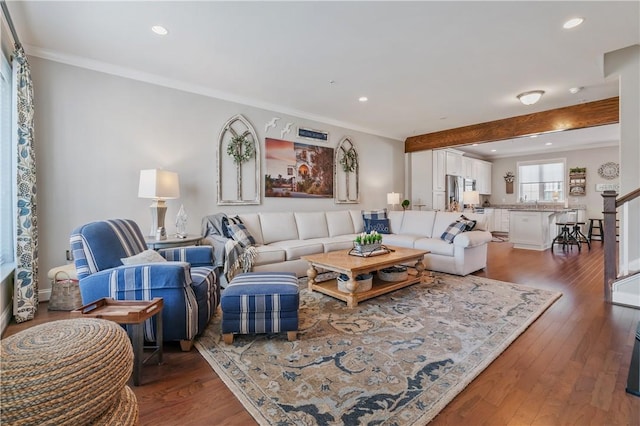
top-left (13, 46), bottom-right (38, 323)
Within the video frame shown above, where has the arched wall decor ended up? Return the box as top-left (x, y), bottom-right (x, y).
top-left (217, 114), bottom-right (261, 205)
top-left (334, 136), bottom-right (359, 204)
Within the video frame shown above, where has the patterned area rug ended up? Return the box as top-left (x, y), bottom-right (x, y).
top-left (195, 273), bottom-right (561, 425)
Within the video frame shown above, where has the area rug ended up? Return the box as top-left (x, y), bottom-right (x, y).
top-left (195, 273), bottom-right (561, 425)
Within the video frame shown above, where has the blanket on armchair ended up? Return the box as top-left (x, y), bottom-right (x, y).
top-left (201, 213), bottom-right (257, 281)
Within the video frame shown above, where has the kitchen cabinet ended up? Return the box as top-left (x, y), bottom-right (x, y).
top-left (433, 150), bottom-right (446, 191)
top-left (475, 160), bottom-right (492, 195)
top-left (492, 208), bottom-right (510, 233)
top-left (462, 156), bottom-right (474, 179)
top-left (483, 208), bottom-right (495, 232)
top-left (509, 210), bottom-right (556, 250)
top-left (445, 150), bottom-right (463, 176)
top-left (433, 191), bottom-right (446, 211)
top-left (410, 150), bottom-right (432, 209)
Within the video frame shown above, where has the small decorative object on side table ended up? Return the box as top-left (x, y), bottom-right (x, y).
top-left (70, 297), bottom-right (164, 386)
top-left (145, 234), bottom-right (201, 250)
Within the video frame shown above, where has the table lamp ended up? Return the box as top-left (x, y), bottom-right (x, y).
top-left (138, 169), bottom-right (180, 240)
top-left (462, 190), bottom-right (480, 212)
top-left (387, 192), bottom-right (400, 210)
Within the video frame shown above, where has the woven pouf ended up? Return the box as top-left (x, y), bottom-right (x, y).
top-left (92, 386), bottom-right (139, 426)
top-left (1, 318), bottom-right (136, 425)
top-left (221, 272), bottom-right (299, 344)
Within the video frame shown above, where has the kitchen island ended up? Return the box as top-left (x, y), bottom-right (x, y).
top-left (509, 209), bottom-right (563, 250)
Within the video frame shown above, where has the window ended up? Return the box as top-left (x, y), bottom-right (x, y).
top-left (517, 158), bottom-right (566, 202)
top-left (0, 51), bottom-right (13, 267)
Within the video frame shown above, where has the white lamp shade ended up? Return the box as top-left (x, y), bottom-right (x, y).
top-left (387, 192), bottom-right (401, 205)
top-left (463, 190), bottom-right (480, 205)
top-left (138, 169), bottom-right (180, 199)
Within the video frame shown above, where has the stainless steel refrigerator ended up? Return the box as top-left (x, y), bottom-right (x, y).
top-left (445, 175), bottom-right (476, 211)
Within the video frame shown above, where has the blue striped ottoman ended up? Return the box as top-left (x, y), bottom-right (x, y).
top-left (221, 272), bottom-right (299, 344)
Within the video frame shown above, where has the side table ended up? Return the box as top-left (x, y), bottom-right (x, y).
top-left (70, 297), bottom-right (164, 386)
top-left (145, 234), bottom-right (202, 250)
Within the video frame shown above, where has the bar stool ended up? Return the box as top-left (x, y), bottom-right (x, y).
top-left (588, 218), bottom-right (603, 241)
top-left (552, 211), bottom-right (581, 252)
top-left (571, 221), bottom-right (590, 250)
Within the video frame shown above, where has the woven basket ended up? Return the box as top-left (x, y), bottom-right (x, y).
top-left (48, 271), bottom-right (83, 311)
top-left (337, 273), bottom-right (373, 293)
top-left (378, 266), bottom-right (408, 282)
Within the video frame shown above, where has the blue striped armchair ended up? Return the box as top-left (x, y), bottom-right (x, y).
top-left (70, 219), bottom-right (219, 351)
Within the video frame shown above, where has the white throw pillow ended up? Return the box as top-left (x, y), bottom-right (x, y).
top-left (121, 249), bottom-right (167, 265)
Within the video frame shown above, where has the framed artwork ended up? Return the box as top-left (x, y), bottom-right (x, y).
top-left (265, 138), bottom-right (334, 198)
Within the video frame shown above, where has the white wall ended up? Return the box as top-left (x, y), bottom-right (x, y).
top-left (30, 56), bottom-right (404, 299)
top-left (488, 145), bottom-right (619, 219)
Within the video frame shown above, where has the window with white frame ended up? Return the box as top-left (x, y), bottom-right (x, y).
top-left (0, 50), bottom-right (13, 267)
top-left (517, 158), bottom-right (566, 202)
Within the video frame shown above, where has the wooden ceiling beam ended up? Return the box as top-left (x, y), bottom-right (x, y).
top-left (404, 97), bottom-right (619, 153)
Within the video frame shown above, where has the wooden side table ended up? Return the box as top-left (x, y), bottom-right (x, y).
top-left (70, 298), bottom-right (164, 386)
top-left (145, 234), bottom-right (202, 250)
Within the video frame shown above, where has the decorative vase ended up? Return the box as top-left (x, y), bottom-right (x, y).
top-left (175, 204), bottom-right (188, 237)
top-left (506, 182), bottom-right (514, 194)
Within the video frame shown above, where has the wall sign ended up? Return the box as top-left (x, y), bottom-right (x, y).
top-left (595, 183), bottom-right (619, 192)
top-left (297, 126), bottom-right (328, 142)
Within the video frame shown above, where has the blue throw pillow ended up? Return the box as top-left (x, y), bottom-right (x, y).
top-left (364, 218), bottom-right (391, 234)
top-left (458, 215), bottom-right (477, 231)
top-left (441, 221), bottom-right (467, 243)
top-left (227, 223), bottom-right (256, 247)
top-left (361, 208), bottom-right (387, 221)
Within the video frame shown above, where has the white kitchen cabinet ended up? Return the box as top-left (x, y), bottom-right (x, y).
top-left (410, 150), bottom-right (433, 209)
top-left (462, 156), bottom-right (474, 179)
top-left (483, 208), bottom-right (495, 232)
top-left (475, 160), bottom-right (492, 195)
top-left (433, 150), bottom-right (446, 191)
top-left (433, 191), bottom-right (446, 211)
top-left (492, 208), bottom-right (510, 233)
top-left (445, 150), bottom-right (463, 176)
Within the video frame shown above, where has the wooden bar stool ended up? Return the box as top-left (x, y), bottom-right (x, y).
top-left (588, 218), bottom-right (603, 241)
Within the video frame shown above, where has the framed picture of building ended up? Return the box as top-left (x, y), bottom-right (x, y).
top-left (265, 138), bottom-right (334, 198)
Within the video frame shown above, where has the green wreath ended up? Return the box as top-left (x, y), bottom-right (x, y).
top-left (226, 135), bottom-right (254, 165)
top-left (339, 149), bottom-right (358, 173)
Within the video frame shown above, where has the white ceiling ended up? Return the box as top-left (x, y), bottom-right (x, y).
top-left (6, 1), bottom-right (640, 146)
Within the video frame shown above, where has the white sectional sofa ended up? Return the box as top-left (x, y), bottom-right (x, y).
top-left (203, 209), bottom-right (492, 284)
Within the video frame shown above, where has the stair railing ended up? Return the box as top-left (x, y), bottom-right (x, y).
top-left (602, 188), bottom-right (640, 302)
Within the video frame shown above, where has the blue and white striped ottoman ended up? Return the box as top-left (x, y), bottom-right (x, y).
top-left (221, 272), bottom-right (299, 344)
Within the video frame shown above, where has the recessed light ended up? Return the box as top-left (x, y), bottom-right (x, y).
top-left (545, 142), bottom-right (553, 146)
top-left (530, 134), bottom-right (538, 138)
top-left (569, 87), bottom-right (583, 94)
top-left (491, 149), bottom-right (497, 152)
top-left (472, 143), bottom-right (478, 147)
top-left (358, 96), bottom-right (368, 102)
top-left (151, 25), bottom-right (168, 36)
top-left (563, 17), bottom-right (584, 29)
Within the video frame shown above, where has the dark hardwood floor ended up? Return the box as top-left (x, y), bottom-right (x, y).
top-left (4, 240), bottom-right (639, 425)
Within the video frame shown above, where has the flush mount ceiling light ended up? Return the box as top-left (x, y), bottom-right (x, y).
top-left (569, 86), bottom-right (583, 94)
top-left (151, 25), bottom-right (168, 35)
top-left (358, 96), bottom-right (368, 102)
top-left (563, 17), bottom-right (584, 29)
top-left (545, 142), bottom-right (553, 146)
top-left (517, 90), bottom-right (545, 105)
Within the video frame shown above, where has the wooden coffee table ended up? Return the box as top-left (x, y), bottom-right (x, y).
top-left (302, 246), bottom-right (428, 308)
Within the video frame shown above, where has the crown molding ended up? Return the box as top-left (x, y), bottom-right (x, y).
top-left (24, 44), bottom-right (403, 142)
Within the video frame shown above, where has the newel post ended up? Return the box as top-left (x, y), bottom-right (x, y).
top-left (602, 190), bottom-right (618, 302)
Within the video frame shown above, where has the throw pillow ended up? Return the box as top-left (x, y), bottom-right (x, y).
top-left (361, 208), bottom-right (387, 221)
top-left (227, 223), bottom-right (256, 248)
top-left (364, 218), bottom-right (391, 234)
top-left (121, 249), bottom-right (167, 265)
top-left (222, 215), bottom-right (243, 238)
top-left (440, 221), bottom-right (467, 244)
top-left (457, 214), bottom-right (477, 231)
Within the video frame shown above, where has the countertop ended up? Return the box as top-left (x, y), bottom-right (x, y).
top-left (483, 204), bottom-right (586, 211)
